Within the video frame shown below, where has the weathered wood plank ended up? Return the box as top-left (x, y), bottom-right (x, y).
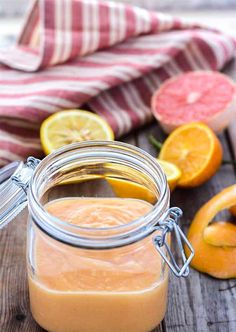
top-left (134, 122), bottom-right (236, 332)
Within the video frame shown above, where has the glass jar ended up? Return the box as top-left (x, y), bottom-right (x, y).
top-left (0, 141), bottom-right (193, 332)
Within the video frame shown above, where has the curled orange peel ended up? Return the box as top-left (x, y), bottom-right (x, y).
top-left (185, 185), bottom-right (236, 279)
top-left (203, 222), bottom-right (236, 247)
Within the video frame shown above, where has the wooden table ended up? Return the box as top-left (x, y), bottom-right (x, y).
top-left (0, 54), bottom-right (236, 332)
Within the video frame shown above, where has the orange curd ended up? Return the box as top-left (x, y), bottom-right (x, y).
top-left (29, 198), bottom-right (168, 332)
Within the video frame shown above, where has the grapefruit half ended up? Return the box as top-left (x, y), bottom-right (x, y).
top-left (151, 71), bottom-right (236, 133)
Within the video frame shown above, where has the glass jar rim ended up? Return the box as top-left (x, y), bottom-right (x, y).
top-left (28, 141), bottom-right (169, 249)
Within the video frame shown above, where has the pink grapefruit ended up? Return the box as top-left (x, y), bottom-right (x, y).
top-left (151, 71), bottom-right (236, 133)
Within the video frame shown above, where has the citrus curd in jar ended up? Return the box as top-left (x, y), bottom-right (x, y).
top-left (29, 198), bottom-right (168, 332)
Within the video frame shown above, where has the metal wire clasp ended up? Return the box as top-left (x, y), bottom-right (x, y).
top-left (0, 157), bottom-right (41, 230)
top-left (153, 207), bottom-right (194, 277)
top-left (11, 157), bottom-right (40, 195)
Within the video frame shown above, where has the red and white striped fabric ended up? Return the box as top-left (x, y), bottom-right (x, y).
top-left (0, 0), bottom-right (235, 165)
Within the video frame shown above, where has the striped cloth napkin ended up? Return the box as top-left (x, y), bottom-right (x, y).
top-left (0, 0), bottom-right (235, 166)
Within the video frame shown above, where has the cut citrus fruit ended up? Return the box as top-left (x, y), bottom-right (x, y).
top-left (157, 159), bottom-right (181, 191)
top-left (159, 122), bottom-right (223, 187)
top-left (106, 178), bottom-right (156, 204)
top-left (107, 159), bottom-right (181, 200)
top-left (40, 110), bottom-right (114, 154)
top-left (151, 71), bottom-right (236, 133)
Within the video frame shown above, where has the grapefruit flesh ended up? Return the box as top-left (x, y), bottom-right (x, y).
top-left (151, 71), bottom-right (236, 133)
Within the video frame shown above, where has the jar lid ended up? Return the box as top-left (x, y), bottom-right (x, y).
top-left (0, 157), bottom-right (40, 229)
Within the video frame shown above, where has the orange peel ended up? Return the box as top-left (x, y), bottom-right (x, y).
top-left (185, 185), bottom-right (236, 279)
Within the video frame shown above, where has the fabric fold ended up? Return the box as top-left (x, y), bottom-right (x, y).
top-left (0, 0), bottom-right (235, 165)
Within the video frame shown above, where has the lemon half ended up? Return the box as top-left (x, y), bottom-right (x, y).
top-left (40, 110), bottom-right (114, 155)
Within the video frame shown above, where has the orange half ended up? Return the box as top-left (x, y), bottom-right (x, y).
top-left (159, 122), bottom-right (223, 187)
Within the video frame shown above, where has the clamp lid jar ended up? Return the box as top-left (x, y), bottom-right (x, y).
top-left (0, 141), bottom-right (194, 332)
